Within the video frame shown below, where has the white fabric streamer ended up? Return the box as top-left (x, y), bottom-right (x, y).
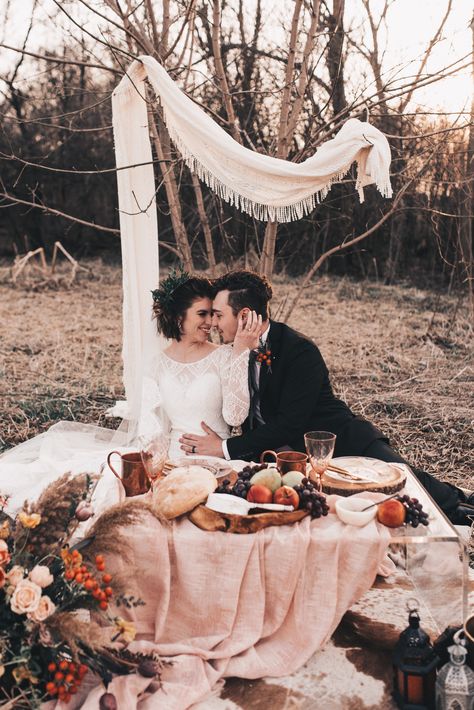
top-left (110, 55), bottom-right (392, 413)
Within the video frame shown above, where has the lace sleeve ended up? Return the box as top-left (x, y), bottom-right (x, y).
top-left (217, 345), bottom-right (250, 427)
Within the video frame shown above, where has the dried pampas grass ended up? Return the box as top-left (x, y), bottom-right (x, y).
top-left (82, 499), bottom-right (166, 565)
top-left (46, 611), bottom-right (112, 659)
top-left (14, 472), bottom-right (97, 558)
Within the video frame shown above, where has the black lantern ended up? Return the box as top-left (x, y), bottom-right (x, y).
top-left (392, 601), bottom-right (439, 709)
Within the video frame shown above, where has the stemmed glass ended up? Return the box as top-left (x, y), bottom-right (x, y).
top-left (138, 433), bottom-right (170, 492)
top-left (304, 431), bottom-right (337, 492)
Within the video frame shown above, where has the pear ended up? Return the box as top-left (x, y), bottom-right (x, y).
top-left (281, 471), bottom-right (305, 489)
top-left (249, 467), bottom-right (282, 493)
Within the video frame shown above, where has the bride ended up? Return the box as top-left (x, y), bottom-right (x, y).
top-left (0, 270), bottom-right (260, 512)
top-left (149, 271), bottom-right (260, 459)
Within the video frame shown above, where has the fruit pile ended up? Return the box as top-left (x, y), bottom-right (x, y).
top-left (215, 464), bottom-right (329, 519)
top-left (376, 495), bottom-right (430, 528)
top-left (45, 658), bottom-right (89, 703)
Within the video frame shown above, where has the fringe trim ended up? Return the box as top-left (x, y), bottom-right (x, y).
top-left (115, 72), bottom-right (393, 222)
top-left (165, 117), bottom-right (351, 223)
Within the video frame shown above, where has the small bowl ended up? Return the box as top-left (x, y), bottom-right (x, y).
top-left (335, 496), bottom-right (377, 527)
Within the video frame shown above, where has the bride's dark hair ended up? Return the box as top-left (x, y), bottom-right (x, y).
top-left (152, 273), bottom-right (213, 341)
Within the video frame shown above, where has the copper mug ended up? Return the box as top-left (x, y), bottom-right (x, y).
top-left (107, 451), bottom-right (150, 497)
top-left (260, 450), bottom-right (308, 474)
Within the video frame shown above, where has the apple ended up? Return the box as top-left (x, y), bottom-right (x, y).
top-left (247, 484), bottom-right (273, 504)
top-left (376, 499), bottom-right (406, 528)
top-left (273, 485), bottom-right (299, 509)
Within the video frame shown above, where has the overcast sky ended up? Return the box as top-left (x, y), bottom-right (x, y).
top-left (2, 0), bottom-right (472, 114)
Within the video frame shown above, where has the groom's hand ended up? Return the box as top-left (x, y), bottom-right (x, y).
top-left (179, 422), bottom-right (223, 458)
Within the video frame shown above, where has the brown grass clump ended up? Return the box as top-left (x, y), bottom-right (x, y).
top-left (0, 261), bottom-right (472, 490)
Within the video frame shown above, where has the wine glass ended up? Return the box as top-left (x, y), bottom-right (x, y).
top-left (138, 433), bottom-right (170, 492)
top-left (304, 431), bottom-right (336, 492)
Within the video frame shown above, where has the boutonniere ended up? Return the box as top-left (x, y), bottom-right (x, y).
top-left (255, 341), bottom-right (272, 373)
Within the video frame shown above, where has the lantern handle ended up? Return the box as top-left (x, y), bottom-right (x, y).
top-left (406, 597), bottom-right (419, 613)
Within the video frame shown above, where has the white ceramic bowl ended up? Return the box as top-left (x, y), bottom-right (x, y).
top-left (335, 496), bottom-right (377, 527)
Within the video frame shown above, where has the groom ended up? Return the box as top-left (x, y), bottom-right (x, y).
top-left (180, 270), bottom-right (473, 523)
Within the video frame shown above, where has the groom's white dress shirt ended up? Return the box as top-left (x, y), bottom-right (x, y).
top-left (222, 325), bottom-right (270, 460)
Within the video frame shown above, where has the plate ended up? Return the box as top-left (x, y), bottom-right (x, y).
top-left (321, 457), bottom-right (407, 497)
top-left (166, 456), bottom-right (234, 478)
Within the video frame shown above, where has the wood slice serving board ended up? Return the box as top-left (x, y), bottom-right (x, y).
top-left (188, 504), bottom-right (307, 534)
top-left (321, 457), bottom-right (406, 497)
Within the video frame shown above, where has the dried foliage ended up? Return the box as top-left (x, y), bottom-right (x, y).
top-left (14, 472), bottom-right (97, 560)
top-left (0, 264), bottom-right (472, 491)
top-left (83, 499), bottom-right (166, 564)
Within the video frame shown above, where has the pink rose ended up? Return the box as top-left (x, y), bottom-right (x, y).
top-left (10, 579), bottom-right (42, 615)
top-left (0, 540), bottom-right (10, 567)
top-left (0, 566), bottom-right (5, 589)
top-left (28, 595), bottom-right (56, 622)
top-left (29, 565), bottom-right (54, 588)
top-left (6, 565), bottom-right (24, 587)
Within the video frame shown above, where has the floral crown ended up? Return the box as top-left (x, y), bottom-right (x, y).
top-left (152, 267), bottom-right (190, 307)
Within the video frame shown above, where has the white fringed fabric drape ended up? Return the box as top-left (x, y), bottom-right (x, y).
top-left (111, 55), bottom-right (393, 415)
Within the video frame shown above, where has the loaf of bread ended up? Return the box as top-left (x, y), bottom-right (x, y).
top-left (152, 465), bottom-right (217, 519)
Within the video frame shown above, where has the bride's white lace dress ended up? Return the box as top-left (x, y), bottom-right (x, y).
top-left (154, 345), bottom-right (250, 459)
top-left (0, 345), bottom-right (250, 513)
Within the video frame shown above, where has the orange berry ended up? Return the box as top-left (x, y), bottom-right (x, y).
top-left (74, 573), bottom-right (83, 583)
top-left (65, 673), bottom-right (74, 684)
top-left (78, 664), bottom-right (88, 676)
top-left (96, 562), bottom-right (105, 572)
top-left (80, 565), bottom-right (87, 573)
top-left (92, 589), bottom-right (101, 599)
top-left (84, 579), bottom-right (94, 591)
top-left (46, 682), bottom-right (56, 694)
top-left (102, 574), bottom-right (112, 584)
top-left (99, 600), bottom-right (108, 610)
top-left (68, 662), bottom-right (76, 672)
top-left (95, 554), bottom-right (104, 564)
top-left (92, 580), bottom-right (99, 590)
top-left (54, 671), bottom-right (64, 681)
top-left (105, 587), bottom-right (113, 597)
top-left (47, 662), bottom-right (56, 673)
top-left (99, 590), bottom-right (107, 601)
top-left (65, 570), bottom-right (75, 581)
top-left (72, 550), bottom-right (80, 558)
top-left (59, 660), bottom-right (69, 671)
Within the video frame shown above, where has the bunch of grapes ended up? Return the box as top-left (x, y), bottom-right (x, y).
top-left (294, 478), bottom-right (329, 519)
top-left (215, 464), bottom-right (269, 499)
top-left (398, 495), bottom-right (429, 527)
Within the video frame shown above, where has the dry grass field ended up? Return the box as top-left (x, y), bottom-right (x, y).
top-left (0, 260), bottom-right (472, 490)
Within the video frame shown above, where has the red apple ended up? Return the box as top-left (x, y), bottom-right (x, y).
top-left (273, 485), bottom-right (299, 509)
top-left (376, 499), bottom-right (406, 528)
top-left (247, 484), bottom-right (273, 504)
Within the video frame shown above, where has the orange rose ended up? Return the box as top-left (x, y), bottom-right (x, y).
top-left (0, 540), bottom-right (10, 567)
top-left (10, 579), bottom-right (42, 615)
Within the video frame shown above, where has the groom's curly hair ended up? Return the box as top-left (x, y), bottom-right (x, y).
top-left (153, 276), bottom-right (213, 341)
top-left (213, 270), bottom-right (273, 321)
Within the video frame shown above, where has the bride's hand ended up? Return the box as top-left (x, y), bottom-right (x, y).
top-left (233, 310), bottom-right (262, 354)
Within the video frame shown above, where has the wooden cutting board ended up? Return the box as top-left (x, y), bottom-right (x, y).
top-left (188, 504), bottom-right (308, 534)
top-left (321, 459), bottom-right (406, 497)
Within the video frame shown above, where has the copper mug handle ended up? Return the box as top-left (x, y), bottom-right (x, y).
top-left (107, 450), bottom-right (123, 482)
top-left (260, 450), bottom-right (278, 465)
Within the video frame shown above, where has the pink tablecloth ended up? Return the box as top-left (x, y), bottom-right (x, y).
top-left (70, 507), bottom-right (391, 710)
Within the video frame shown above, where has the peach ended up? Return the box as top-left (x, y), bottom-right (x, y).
top-left (273, 486), bottom-right (299, 509)
top-left (376, 499), bottom-right (406, 528)
top-left (247, 485), bottom-right (273, 504)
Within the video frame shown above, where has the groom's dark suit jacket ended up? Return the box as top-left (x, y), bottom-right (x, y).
top-left (226, 321), bottom-right (386, 461)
